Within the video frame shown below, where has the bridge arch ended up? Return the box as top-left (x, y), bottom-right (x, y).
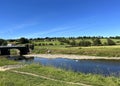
top-left (0, 46), bottom-right (30, 56)
top-left (10, 49), bottom-right (20, 55)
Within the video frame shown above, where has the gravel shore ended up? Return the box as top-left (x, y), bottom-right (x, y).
top-left (24, 54), bottom-right (120, 60)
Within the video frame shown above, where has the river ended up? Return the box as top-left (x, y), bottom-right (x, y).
top-left (9, 56), bottom-right (120, 77)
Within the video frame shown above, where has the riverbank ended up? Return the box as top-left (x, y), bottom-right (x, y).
top-left (0, 57), bottom-right (19, 66)
top-left (24, 54), bottom-right (120, 60)
top-left (32, 45), bottom-right (120, 57)
top-left (0, 57), bottom-right (120, 86)
top-left (15, 64), bottom-right (120, 86)
top-left (1, 64), bottom-right (120, 86)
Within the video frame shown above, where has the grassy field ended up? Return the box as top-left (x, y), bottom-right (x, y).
top-left (15, 64), bottom-right (120, 86)
top-left (29, 38), bottom-right (120, 57)
top-left (0, 58), bottom-right (78, 86)
top-left (7, 38), bottom-right (120, 57)
top-left (31, 38), bottom-right (120, 45)
top-left (0, 71), bottom-right (79, 86)
top-left (0, 71), bottom-right (77, 86)
top-left (32, 45), bottom-right (120, 57)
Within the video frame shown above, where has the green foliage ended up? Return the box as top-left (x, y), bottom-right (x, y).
top-left (32, 45), bottom-right (120, 57)
top-left (92, 38), bottom-right (102, 46)
top-left (79, 40), bottom-right (91, 46)
top-left (0, 57), bottom-right (18, 66)
top-left (15, 64), bottom-right (120, 86)
top-left (0, 39), bottom-right (7, 46)
top-left (59, 38), bottom-right (70, 44)
top-left (107, 39), bottom-right (116, 45)
top-left (29, 44), bottom-right (34, 50)
top-left (60, 42), bottom-right (64, 45)
top-left (0, 71), bottom-right (76, 86)
top-left (49, 43), bottom-right (54, 45)
top-left (18, 37), bottom-right (29, 44)
top-left (6, 36), bottom-right (120, 47)
top-left (70, 40), bottom-right (76, 46)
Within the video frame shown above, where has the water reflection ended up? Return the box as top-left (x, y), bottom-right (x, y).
top-left (7, 55), bottom-right (34, 61)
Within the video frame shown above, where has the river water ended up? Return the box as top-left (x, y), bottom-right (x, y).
top-left (12, 56), bottom-right (120, 77)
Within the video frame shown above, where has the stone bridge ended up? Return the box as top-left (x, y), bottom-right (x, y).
top-left (0, 46), bottom-right (30, 55)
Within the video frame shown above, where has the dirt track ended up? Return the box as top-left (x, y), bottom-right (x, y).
top-left (0, 65), bottom-right (92, 86)
top-left (12, 70), bottom-right (92, 86)
top-left (0, 65), bottom-right (24, 71)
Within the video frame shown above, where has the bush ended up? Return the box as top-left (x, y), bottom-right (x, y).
top-left (107, 39), bottom-right (116, 45)
top-left (92, 38), bottom-right (102, 46)
top-left (39, 43), bottom-right (42, 46)
top-left (79, 40), bottom-right (91, 46)
top-left (49, 43), bottom-right (54, 46)
top-left (18, 37), bottom-right (29, 44)
top-left (0, 39), bottom-right (7, 46)
top-left (70, 40), bottom-right (77, 46)
top-left (60, 42), bottom-right (64, 45)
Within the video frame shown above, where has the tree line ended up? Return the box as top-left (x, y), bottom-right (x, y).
top-left (59, 38), bottom-right (116, 47)
top-left (0, 36), bottom-right (118, 46)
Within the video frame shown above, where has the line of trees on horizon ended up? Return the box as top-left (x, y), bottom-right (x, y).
top-left (0, 36), bottom-right (119, 46)
top-left (59, 38), bottom-right (116, 47)
top-left (4, 36), bottom-right (120, 41)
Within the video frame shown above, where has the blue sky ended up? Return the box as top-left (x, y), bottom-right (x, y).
top-left (0, 0), bottom-right (120, 39)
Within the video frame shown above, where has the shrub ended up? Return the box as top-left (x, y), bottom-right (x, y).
top-left (0, 39), bottom-right (7, 46)
top-left (79, 40), bottom-right (91, 46)
top-left (107, 39), bottom-right (116, 45)
top-left (18, 37), bottom-right (29, 44)
top-left (92, 38), bottom-right (102, 46)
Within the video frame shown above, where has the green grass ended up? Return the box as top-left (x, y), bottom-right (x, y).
top-left (32, 40), bottom-right (61, 45)
top-left (7, 38), bottom-right (120, 56)
top-left (15, 64), bottom-right (120, 86)
top-left (0, 58), bottom-right (78, 86)
top-left (32, 45), bottom-right (120, 57)
top-left (0, 57), bottom-right (18, 66)
top-left (0, 71), bottom-right (78, 86)
top-left (10, 49), bottom-right (19, 55)
top-left (0, 57), bottom-right (120, 86)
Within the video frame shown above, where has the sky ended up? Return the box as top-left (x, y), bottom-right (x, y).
top-left (0, 0), bottom-right (120, 39)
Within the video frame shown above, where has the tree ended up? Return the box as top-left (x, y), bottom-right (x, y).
top-left (60, 42), bottom-right (64, 45)
top-left (0, 39), bottom-right (7, 46)
top-left (107, 39), bottom-right (116, 45)
top-left (70, 40), bottom-right (76, 46)
top-left (92, 38), bottom-right (102, 46)
top-left (18, 37), bottom-right (29, 44)
top-left (79, 40), bottom-right (91, 46)
top-left (58, 38), bottom-right (70, 44)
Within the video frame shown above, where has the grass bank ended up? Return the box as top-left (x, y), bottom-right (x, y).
top-left (32, 45), bottom-right (120, 57)
top-left (0, 56), bottom-right (120, 86)
top-left (0, 57), bottom-right (18, 66)
top-left (15, 64), bottom-right (120, 86)
top-left (0, 58), bottom-right (78, 86)
top-left (0, 71), bottom-right (78, 86)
